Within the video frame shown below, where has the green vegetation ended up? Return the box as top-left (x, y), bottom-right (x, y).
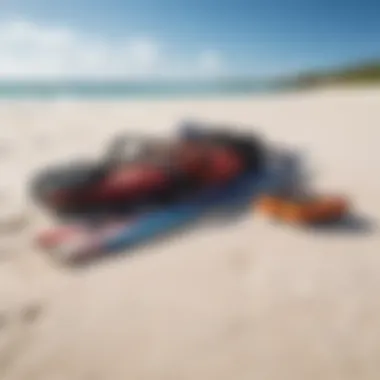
top-left (279, 60), bottom-right (380, 89)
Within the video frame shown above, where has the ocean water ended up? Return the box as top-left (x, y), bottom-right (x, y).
top-left (0, 80), bottom-right (284, 100)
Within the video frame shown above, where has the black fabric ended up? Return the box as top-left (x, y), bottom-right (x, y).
top-left (31, 161), bottom-right (104, 203)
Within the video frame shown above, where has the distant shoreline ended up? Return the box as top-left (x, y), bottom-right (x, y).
top-left (0, 80), bottom-right (282, 100)
top-left (0, 60), bottom-right (378, 99)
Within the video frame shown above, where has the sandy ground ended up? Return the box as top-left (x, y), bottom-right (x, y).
top-left (0, 86), bottom-right (379, 380)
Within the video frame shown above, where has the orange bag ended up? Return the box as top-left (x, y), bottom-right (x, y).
top-left (256, 194), bottom-right (348, 224)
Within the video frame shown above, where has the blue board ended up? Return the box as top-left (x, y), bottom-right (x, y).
top-left (101, 170), bottom-right (268, 253)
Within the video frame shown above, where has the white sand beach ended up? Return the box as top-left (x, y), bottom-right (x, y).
top-left (0, 86), bottom-right (379, 380)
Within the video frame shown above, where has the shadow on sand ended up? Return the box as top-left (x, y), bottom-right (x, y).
top-left (306, 212), bottom-right (376, 235)
top-left (263, 148), bottom-right (376, 236)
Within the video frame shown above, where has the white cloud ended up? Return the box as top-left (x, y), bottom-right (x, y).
top-left (0, 19), bottom-right (226, 80)
top-left (0, 20), bottom-right (161, 79)
top-left (128, 38), bottom-right (160, 71)
top-left (198, 50), bottom-right (223, 76)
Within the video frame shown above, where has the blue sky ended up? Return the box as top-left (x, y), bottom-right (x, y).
top-left (1, 0), bottom-right (379, 79)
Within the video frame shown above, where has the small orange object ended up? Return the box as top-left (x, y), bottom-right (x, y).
top-left (255, 193), bottom-right (348, 224)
